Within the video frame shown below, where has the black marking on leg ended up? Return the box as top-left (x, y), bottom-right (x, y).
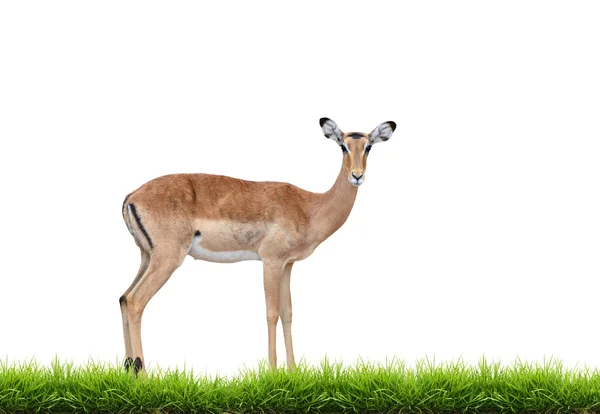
top-left (194, 230), bottom-right (201, 237)
top-left (129, 203), bottom-right (154, 249)
top-left (124, 357), bottom-right (134, 372)
top-left (348, 133), bottom-right (365, 139)
top-left (134, 357), bottom-right (143, 376)
top-left (119, 295), bottom-right (126, 305)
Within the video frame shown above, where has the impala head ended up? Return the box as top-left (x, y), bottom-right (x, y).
top-left (320, 118), bottom-right (396, 186)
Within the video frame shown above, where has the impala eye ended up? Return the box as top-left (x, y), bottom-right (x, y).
top-left (365, 144), bottom-right (372, 154)
top-left (341, 143), bottom-right (349, 153)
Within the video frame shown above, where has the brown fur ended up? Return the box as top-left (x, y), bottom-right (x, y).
top-left (120, 127), bottom-right (390, 372)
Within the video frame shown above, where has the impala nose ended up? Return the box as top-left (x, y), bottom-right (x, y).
top-left (352, 172), bottom-right (363, 180)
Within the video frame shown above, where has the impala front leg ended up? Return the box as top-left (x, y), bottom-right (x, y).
top-left (279, 262), bottom-right (296, 369)
top-left (263, 260), bottom-right (284, 369)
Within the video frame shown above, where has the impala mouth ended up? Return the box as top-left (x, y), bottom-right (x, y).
top-left (349, 177), bottom-right (364, 186)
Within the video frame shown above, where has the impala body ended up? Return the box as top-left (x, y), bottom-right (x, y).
top-left (120, 118), bottom-right (396, 374)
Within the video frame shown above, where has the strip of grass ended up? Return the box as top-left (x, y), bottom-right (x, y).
top-left (1, 357), bottom-right (600, 413)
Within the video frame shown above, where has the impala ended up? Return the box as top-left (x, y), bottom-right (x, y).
top-left (120, 118), bottom-right (396, 374)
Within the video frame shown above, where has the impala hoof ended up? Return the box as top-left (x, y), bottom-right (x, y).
top-left (124, 357), bottom-right (134, 372)
top-left (134, 357), bottom-right (143, 376)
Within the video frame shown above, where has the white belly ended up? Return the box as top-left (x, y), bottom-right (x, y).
top-left (188, 244), bottom-right (261, 263)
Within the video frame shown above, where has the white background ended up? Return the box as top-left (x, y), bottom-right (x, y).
top-left (1, 1), bottom-right (599, 377)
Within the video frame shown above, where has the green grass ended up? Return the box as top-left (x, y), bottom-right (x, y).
top-left (1, 357), bottom-right (600, 413)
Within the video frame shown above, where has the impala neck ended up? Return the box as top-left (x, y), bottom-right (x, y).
top-left (311, 164), bottom-right (359, 244)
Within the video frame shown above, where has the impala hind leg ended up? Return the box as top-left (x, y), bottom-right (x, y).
top-left (279, 262), bottom-right (296, 369)
top-left (122, 249), bottom-right (186, 375)
top-left (120, 248), bottom-right (150, 371)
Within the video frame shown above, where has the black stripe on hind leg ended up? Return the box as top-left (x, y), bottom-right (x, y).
top-left (129, 203), bottom-right (154, 249)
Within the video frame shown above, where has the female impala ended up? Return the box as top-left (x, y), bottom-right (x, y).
top-left (120, 118), bottom-right (396, 374)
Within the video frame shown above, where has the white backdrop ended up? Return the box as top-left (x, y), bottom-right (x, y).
top-left (1, 1), bottom-right (599, 376)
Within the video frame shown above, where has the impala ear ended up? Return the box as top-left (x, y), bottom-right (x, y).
top-left (319, 117), bottom-right (344, 145)
top-left (369, 121), bottom-right (396, 144)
